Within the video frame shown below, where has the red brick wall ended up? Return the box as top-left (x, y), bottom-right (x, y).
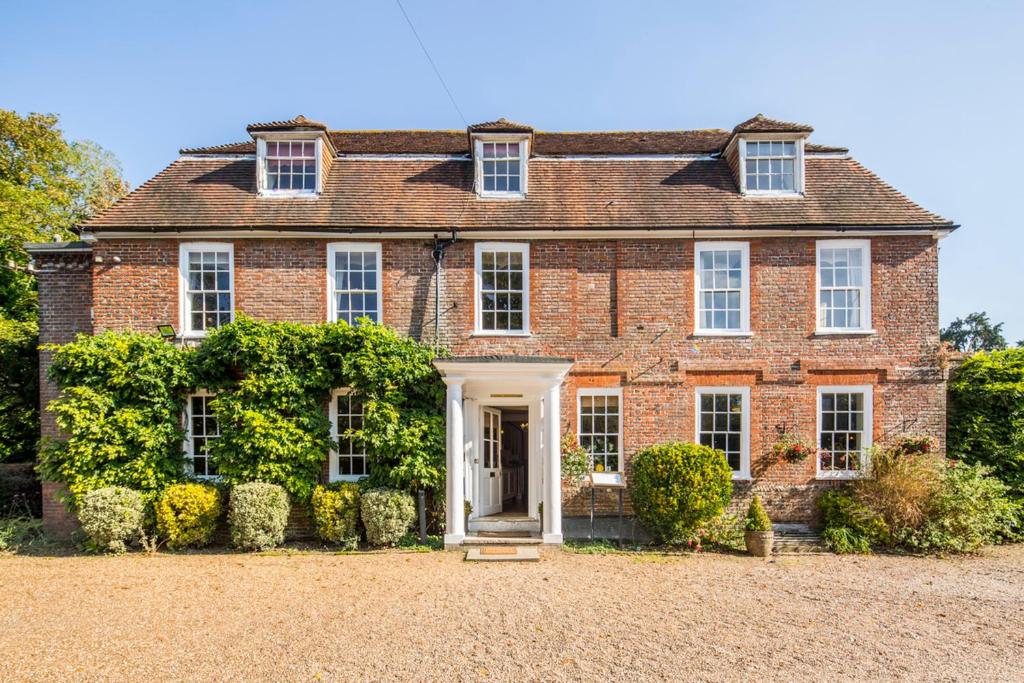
top-left (79, 235), bottom-right (944, 523)
top-left (35, 251), bottom-right (94, 537)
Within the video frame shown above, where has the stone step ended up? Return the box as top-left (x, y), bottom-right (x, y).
top-left (465, 545), bottom-right (541, 562)
top-left (772, 528), bottom-right (825, 554)
top-left (467, 517), bottom-right (541, 534)
top-left (463, 532), bottom-right (543, 546)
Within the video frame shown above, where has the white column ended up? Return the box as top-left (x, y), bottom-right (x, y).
top-left (543, 382), bottom-right (563, 544)
top-left (444, 379), bottom-right (465, 547)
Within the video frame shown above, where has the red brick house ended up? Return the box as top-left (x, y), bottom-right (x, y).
top-left (29, 114), bottom-right (956, 546)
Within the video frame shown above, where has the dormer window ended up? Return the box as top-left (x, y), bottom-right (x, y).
top-left (736, 136), bottom-right (805, 196)
top-left (472, 135), bottom-right (529, 198)
top-left (257, 139), bottom-right (319, 196)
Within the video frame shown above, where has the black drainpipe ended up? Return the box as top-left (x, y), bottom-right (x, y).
top-left (431, 231), bottom-right (458, 349)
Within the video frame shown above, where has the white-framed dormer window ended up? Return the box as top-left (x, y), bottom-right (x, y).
top-left (473, 136), bottom-right (529, 198)
top-left (329, 389), bottom-right (369, 482)
top-left (696, 386), bottom-right (751, 480)
top-left (474, 242), bottom-right (529, 335)
top-left (739, 137), bottom-right (804, 195)
top-left (817, 385), bottom-right (873, 479)
top-left (327, 243), bottom-right (382, 325)
top-left (179, 243), bottom-right (233, 338)
top-left (256, 137), bottom-right (321, 197)
top-left (577, 388), bottom-right (623, 473)
top-left (816, 239), bottom-right (872, 333)
top-left (184, 392), bottom-right (220, 479)
top-left (694, 242), bottom-right (750, 335)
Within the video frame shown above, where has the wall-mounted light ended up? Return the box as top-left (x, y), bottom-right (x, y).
top-left (156, 324), bottom-right (176, 339)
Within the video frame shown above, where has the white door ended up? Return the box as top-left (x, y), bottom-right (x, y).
top-left (479, 407), bottom-right (502, 516)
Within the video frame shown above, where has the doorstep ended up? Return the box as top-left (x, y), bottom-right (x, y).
top-left (464, 545), bottom-right (541, 562)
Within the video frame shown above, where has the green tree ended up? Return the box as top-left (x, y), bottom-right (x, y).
top-left (941, 312), bottom-right (1008, 353)
top-left (0, 110), bottom-right (128, 320)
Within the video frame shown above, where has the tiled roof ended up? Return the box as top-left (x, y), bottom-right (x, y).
top-left (467, 117), bottom-right (534, 133)
top-left (180, 130), bottom-right (847, 156)
top-left (83, 155), bottom-right (951, 231)
top-left (245, 115), bottom-right (328, 133)
top-left (732, 114), bottom-right (814, 134)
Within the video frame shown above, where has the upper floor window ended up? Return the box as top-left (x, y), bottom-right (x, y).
top-left (474, 137), bottom-right (528, 198)
top-left (258, 139), bottom-right (319, 195)
top-left (474, 242), bottom-right (529, 335)
top-left (817, 386), bottom-right (873, 479)
top-left (578, 388), bottom-right (622, 473)
top-left (330, 389), bottom-right (369, 481)
top-left (185, 393), bottom-right (220, 479)
top-left (817, 240), bottom-right (871, 333)
top-left (180, 243), bottom-right (233, 337)
top-left (694, 242), bottom-right (750, 335)
top-left (696, 387), bottom-right (750, 480)
top-left (327, 243), bottom-right (382, 325)
top-left (740, 139), bottom-right (802, 194)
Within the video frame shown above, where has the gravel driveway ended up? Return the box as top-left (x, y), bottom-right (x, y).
top-left (2, 545), bottom-right (1023, 681)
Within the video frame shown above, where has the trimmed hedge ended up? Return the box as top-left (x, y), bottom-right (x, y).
top-left (360, 489), bottom-right (415, 547)
top-left (228, 482), bottom-right (289, 551)
top-left (311, 482), bottom-right (361, 548)
top-left (629, 442), bottom-right (733, 544)
top-left (155, 482), bottom-right (222, 549)
top-left (77, 486), bottom-right (145, 553)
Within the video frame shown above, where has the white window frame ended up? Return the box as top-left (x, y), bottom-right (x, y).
top-left (695, 386), bottom-right (751, 480)
top-left (255, 135), bottom-right (323, 198)
top-left (577, 387), bottom-right (624, 473)
top-left (737, 135), bottom-right (805, 196)
top-left (473, 241), bottom-right (530, 336)
top-left (328, 388), bottom-right (369, 483)
top-left (473, 134), bottom-right (529, 199)
top-left (693, 241), bottom-right (751, 336)
top-left (815, 239), bottom-right (873, 334)
top-left (326, 242), bottom-right (383, 325)
top-left (179, 242), bottom-right (234, 338)
top-left (816, 385), bottom-right (873, 480)
top-left (183, 391), bottom-right (221, 480)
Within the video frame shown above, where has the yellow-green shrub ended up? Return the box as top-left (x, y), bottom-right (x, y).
top-left (155, 482), bottom-right (222, 549)
top-left (311, 482), bottom-right (361, 548)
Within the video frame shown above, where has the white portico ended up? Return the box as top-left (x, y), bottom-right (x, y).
top-left (433, 357), bottom-right (573, 548)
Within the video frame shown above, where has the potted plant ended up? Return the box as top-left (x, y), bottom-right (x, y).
top-left (744, 495), bottom-right (774, 557)
top-left (772, 431), bottom-right (814, 463)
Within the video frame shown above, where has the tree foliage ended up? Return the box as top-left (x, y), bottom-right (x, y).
top-left (0, 318), bottom-right (39, 462)
top-left (0, 110), bottom-right (128, 321)
top-left (941, 311), bottom-right (1008, 353)
top-left (948, 347), bottom-right (1024, 497)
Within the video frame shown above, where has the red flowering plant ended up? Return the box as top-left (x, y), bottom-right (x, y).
top-left (772, 429), bottom-right (816, 463)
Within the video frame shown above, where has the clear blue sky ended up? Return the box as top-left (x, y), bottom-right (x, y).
top-left (3, 1), bottom-right (1021, 341)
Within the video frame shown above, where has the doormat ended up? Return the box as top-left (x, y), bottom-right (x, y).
top-left (479, 547), bottom-right (517, 555)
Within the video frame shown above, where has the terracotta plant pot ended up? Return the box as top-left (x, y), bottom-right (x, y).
top-left (744, 530), bottom-right (774, 557)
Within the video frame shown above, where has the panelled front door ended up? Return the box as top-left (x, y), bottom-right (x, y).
top-left (479, 407), bottom-right (502, 516)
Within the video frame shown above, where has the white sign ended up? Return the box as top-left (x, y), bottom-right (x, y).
top-left (589, 471), bottom-right (626, 488)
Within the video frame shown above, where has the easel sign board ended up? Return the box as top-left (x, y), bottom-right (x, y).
top-left (589, 472), bottom-right (626, 488)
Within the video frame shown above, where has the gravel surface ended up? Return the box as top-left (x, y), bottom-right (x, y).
top-left (2, 545), bottom-right (1023, 681)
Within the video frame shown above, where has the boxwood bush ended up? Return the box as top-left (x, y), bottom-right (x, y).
top-left (311, 482), bottom-right (361, 548)
top-left (360, 488), bottom-right (415, 547)
top-left (629, 442), bottom-right (733, 544)
top-left (155, 482), bottom-right (222, 549)
top-left (77, 486), bottom-right (145, 554)
top-left (228, 482), bottom-right (289, 551)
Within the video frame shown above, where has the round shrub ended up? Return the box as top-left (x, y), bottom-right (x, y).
top-left (228, 482), bottom-right (289, 551)
top-left (155, 483), bottom-right (222, 550)
top-left (311, 482), bottom-right (361, 548)
top-left (360, 488), bottom-right (415, 547)
top-left (78, 486), bottom-right (145, 554)
top-left (744, 495), bottom-right (772, 532)
top-left (629, 442), bottom-right (733, 544)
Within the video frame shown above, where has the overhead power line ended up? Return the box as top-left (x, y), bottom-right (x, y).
top-left (394, 0), bottom-right (468, 126)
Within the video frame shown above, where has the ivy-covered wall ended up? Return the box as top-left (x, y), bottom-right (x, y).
top-left (38, 316), bottom-right (446, 507)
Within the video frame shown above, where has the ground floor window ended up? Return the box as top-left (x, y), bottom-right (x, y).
top-left (577, 388), bottom-right (622, 472)
top-left (185, 394), bottom-right (220, 478)
top-left (330, 389), bottom-right (369, 481)
top-left (695, 387), bottom-right (750, 479)
top-left (817, 385), bottom-right (873, 478)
